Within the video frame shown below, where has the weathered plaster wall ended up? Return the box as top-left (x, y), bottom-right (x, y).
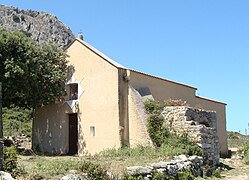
top-left (33, 103), bottom-right (70, 154)
top-left (129, 70), bottom-right (228, 155)
top-left (129, 70), bottom-right (197, 105)
top-left (66, 40), bottom-right (121, 154)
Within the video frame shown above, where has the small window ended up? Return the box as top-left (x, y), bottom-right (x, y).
top-left (90, 126), bottom-right (95, 137)
top-left (68, 83), bottom-right (78, 100)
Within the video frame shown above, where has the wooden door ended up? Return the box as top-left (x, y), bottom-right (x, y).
top-left (68, 113), bottom-right (78, 155)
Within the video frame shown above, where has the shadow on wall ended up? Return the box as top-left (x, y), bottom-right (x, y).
top-left (77, 111), bottom-right (86, 154)
top-left (33, 104), bottom-right (69, 155)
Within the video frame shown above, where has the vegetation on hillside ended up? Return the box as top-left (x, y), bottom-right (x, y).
top-left (227, 131), bottom-right (249, 148)
top-left (227, 131), bottom-right (249, 165)
top-left (2, 106), bottom-right (32, 137)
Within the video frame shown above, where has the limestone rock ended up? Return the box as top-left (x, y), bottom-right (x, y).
top-left (0, 171), bottom-right (15, 180)
top-left (126, 166), bottom-right (152, 176)
top-left (126, 155), bottom-right (204, 179)
top-left (0, 4), bottom-right (75, 48)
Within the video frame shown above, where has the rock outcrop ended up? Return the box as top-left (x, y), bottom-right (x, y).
top-left (161, 106), bottom-right (220, 165)
top-left (126, 155), bottom-right (204, 179)
top-left (0, 4), bottom-right (75, 48)
top-left (0, 171), bottom-right (15, 180)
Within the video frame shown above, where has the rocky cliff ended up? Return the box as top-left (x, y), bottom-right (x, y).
top-left (0, 4), bottom-right (75, 48)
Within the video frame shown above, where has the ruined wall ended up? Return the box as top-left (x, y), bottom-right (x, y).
top-left (129, 70), bottom-right (228, 155)
top-left (161, 106), bottom-right (220, 165)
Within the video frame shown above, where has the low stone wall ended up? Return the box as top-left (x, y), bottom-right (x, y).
top-left (161, 106), bottom-right (220, 165)
top-left (126, 155), bottom-right (203, 179)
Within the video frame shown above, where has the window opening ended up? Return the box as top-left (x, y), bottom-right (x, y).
top-left (68, 83), bottom-right (78, 100)
top-left (90, 126), bottom-right (95, 137)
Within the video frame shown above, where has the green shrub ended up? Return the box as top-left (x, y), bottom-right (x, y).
top-left (242, 142), bottom-right (249, 164)
top-left (144, 99), bottom-right (162, 114)
top-left (175, 134), bottom-right (202, 156)
top-left (20, 15), bottom-right (25, 21)
top-left (3, 146), bottom-right (27, 177)
top-left (203, 167), bottom-right (221, 178)
top-left (12, 14), bottom-right (20, 22)
top-left (11, 165), bottom-right (27, 178)
top-left (79, 161), bottom-right (109, 180)
top-left (3, 146), bottom-right (18, 172)
top-left (151, 170), bottom-right (165, 179)
top-left (121, 174), bottom-right (144, 180)
top-left (227, 131), bottom-right (240, 140)
top-left (212, 169), bottom-right (221, 178)
top-left (147, 114), bottom-right (170, 147)
top-left (177, 170), bottom-right (194, 180)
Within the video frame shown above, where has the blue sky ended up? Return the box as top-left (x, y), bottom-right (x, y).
top-left (1, 0), bottom-right (249, 133)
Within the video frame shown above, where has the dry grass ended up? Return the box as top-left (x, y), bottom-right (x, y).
top-left (15, 132), bottom-right (249, 179)
top-left (17, 152), bottom-right (168, 179)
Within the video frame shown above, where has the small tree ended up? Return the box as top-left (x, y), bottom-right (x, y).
top-left (0, 28), bottom-right (69, 108)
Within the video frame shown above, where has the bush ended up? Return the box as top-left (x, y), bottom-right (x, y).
top-left (144, 99), bottom-right (162, 114)
top-left (242, 142), bottom-right (249, 164)
top-left (227, 131), bottom-right (240, 140)
top-left (12, 14), bottom-right (20, 22)
top-left (3, 146), bottom-right (27, 177)
top-left (121, 174), bottom-right (144, 180)
top-left (3, 146), bottom-right (18, 172)
top-left (20, 15), bottom-right (25, 21)
top-left (147, 114), bottom-right (170, 147)
top-left (79, 161), bottom-right (109, 180)
top-left (177, 170), bottom-right (194, 180)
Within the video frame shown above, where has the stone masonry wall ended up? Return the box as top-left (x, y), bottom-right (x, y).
top-left (161, 106), bottom-right (220, 165)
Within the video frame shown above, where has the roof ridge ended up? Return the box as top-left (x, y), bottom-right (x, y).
top-left (75, 38), bottom-right (127, 69)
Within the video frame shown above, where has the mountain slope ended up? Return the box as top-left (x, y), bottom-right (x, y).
top-left (0, 4), bottom-right (75, 48)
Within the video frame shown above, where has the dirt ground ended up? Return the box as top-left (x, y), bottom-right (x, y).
top-left (210, 147), bottom-right (249, 180)
top-left (219, 157), bottom-right (249, 180)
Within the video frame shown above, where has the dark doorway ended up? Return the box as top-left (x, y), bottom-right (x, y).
top-left (68, 113), bottom-right (78, 155)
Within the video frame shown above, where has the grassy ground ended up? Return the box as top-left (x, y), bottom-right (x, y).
top-left (227, 131), bottom-right (249, 148)
top-left (14, 131), bottom-right (249, 179)
top-left (16, 146), bottom-right (174, 179)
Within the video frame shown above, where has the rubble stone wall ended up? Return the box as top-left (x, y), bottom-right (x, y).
top-left (126, 155), bottom-right (203, 179)
top-left (161, 106), bottom-right (220, 165)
